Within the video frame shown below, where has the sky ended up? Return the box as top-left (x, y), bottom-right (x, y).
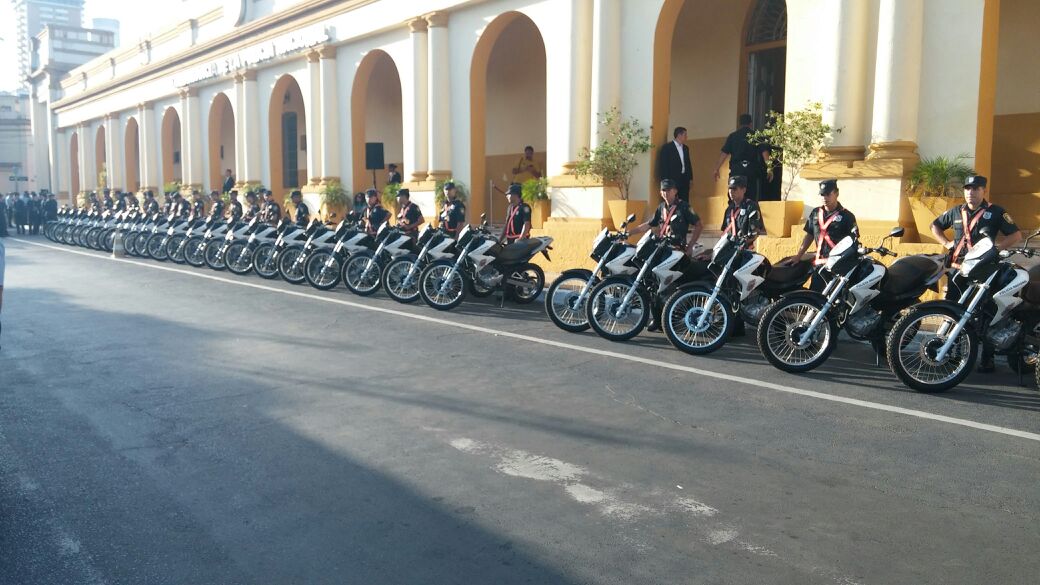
top-left (0, 0), bottom-right (192, 92)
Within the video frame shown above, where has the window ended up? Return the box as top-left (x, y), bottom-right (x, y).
top-left (747, 0), bottom-right (787, 46)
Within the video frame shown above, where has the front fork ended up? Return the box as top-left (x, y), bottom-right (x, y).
top-left (617, 261), bottom-right (654, 313)
top-left (935, 283), bottom-right (990, 362)
top-left (695, 257), bottom-right (738, 330)
top-left (438, 246), bottom-right (470, 296)
top-left (573, 255), bottom-right (609, 308)
top-left (796, 275), bottom-right (848, 347)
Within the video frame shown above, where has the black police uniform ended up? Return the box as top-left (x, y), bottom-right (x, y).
top-left (175, 199), bottom-right (191, 218)
top-left (245, 203), bottom-right (261, 220)
top-left (440, 199), bottom-right (466, 234)
top-left (263, 201), bottom-right (282, 224)
top-left (191, 199), bottom-right (205, 218)
top-left (648, 200), bottom-right (700, 246)
top-left (804, 204), bottom-right (859, 291)
top-left (209, 200), bottom-right (225, 221)
top-left (44, 198), bottom-right (58, 222)
top-left (294, 201), bottom-right (310, 227)
top-left (504, 202), bottom-right (532, 244)
top-left (364, 204), bottom-right (390, 235)
top-left (162, 200), bottom-right (172, 216)
top-left (933, 201), bottom-right (1018, 273)
top-left (229, 200), bottom-right (243, 222)
top-left (722, 127), bottom-right (770, 199)
top-left (397, 201), bottom-right (422, 238)
top-left (145, 199), bottom-right (160, 215)
top-left (720, 197), bottom-right (765, 240)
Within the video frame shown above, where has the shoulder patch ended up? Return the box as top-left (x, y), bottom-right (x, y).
top-left (1003, 212), bottom-right (1014, 224)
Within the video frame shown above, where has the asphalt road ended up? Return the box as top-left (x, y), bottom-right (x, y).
top-left (1, 236), bottom-right (1038, 585)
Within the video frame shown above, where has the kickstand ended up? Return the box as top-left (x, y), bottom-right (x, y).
top-left (496, 290), bottom-right (506, 308)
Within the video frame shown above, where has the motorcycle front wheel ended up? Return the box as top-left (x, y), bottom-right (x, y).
top-left (225, 242), bottom-right (254, 275)
top-left (305, 250), bottom-right (343, 291)
top-left (586, 277), bottom-right (650, 342)
top-left (886, 307), bottom-right (976, 393)
top-left (545, 273), bottom-right (595, 333)
top-left (252, 243), bottom-right (279, 279)
top-left (662, 286), bottom-right (734, 355)
top-left (343, 252), bottom-right (384, 296)
top-left (419, 260), bottom-right (466, 311)
top-left (147, 234), bottom-right (169, 261)
top-left (166, 234), bottom-right (188, 264)
top-left (756, 297), bottom-right (839, 373)
top-left (278, 246), bottom-right (307, 284)
top-left (203, 240), bottom-right (228, 271)
top-left (184, 236), bottom-right (208, 267)
top-left (382, 256), bottom-right (422, 304)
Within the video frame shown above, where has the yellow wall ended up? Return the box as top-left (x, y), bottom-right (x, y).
top-left (485, 16), bottom-right (546, 157)
top-left (480, 151), bottom-right (547, 223)
top-left (991, 113), bottom-right (1040, 197)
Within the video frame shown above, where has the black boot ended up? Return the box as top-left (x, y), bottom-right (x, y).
top-left (978, 348), bottom-right (996, 374)
top-left (731, 318), bottom-right (746, 338)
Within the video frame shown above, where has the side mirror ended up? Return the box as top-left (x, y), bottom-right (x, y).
top-left (626, 213), bottom-right (637, 223)
top-left (889, 227), bottom-right (905, 238)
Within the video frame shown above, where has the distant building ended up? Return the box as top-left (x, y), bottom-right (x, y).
top-left (13, 0), bottom-right (85, 87)
top-left (91, 18), bottom-right (120, 47)
top-left (0, 92), bottom-right (34, 193)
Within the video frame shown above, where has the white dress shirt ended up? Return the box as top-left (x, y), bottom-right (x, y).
top-left (673, 140), bottom-right (686, 174)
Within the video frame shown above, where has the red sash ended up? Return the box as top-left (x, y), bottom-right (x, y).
top-left (505, 204), bottom-right (523, 239)
top-left (950, 205), bottom-right (986, 268)
top-left (814, 208), bottom-right (841, 266)
top-left (659, 204), bottom-right (679, 238)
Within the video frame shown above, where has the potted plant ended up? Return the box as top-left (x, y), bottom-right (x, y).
top-left (575, 107), bottom-right (653, 230)
top-left (749, 102), bottom-right (833, 236)
top-left (521, 177), bottom-right (549, 228)
top-left (382, 182), bottom-right (401, 212)
top-left (906, 154), bottom-right (974, 243)
top-left (320, 180), bottom-right (349, 221)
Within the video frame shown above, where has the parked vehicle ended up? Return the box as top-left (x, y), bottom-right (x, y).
top-left (278, 218), bottom-right (339, 284)
top-left (886, 230), bottom-right (1040, 392)
top-left (342, 224), bottom-right (417, 296)
top-left (381, 224), bottom-right (458, 304)
top-left (224, 217), bottom-right (281, 276)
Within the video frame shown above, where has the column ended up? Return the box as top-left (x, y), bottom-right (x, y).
top-left (139, 103), bottom-right (159, 192)
top-left (233, 74), bottom-right (246, 188)
top-left (305, 49), bottom-right (323, 186)
top-left (29, 89), bottom-right (51, 192)
top-left (318, 45), bottom-right (341, 185)
top-left (81, 123), bottom-right (97, 192)
top-left (181, 88), bottom-right (203, 190)
top-left (106, 114), bottom-right (124, 191)
top-left (55, 129), bottom-right (68, 197)
top-left (546, 0), bottom-right (593, 175)
top-left (818, 0), bottom-right (871, 161)
top-left (590, 0), bottom-right (620, 148)
top-left (867, 0), bottom-right (924, 161)
top-left (407, 17), bottom-right (429, 182)
top-left (425, 11), bottom-right (451, 181)
top-left (240, 70), bottom-right (262, 185)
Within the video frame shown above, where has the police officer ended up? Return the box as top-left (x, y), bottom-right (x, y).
top-left (789, 179), bottom-right (859, 291)
top-left (207, 191), bottom-right (225, 223)
top-left (500, 183), bottom-right (531, 244)
top-left (440, 181), bottom-right (466, 236)
top-left (143, 191), bottom-right (160, 215)
top-left (930, 174), bottom-right (1022, 373)
top-left (628, 178), bottom-right (704, 331)
top-left (190, 191), bottom-right (205, 218)
top-left (172, 193), bottom-right (191, 218)
top-left (290, 191), bottom-right (310, 227)
top-left (395, 188), bottom-right (424, 239)
top-left (720, 175), bottom-right (766, 244)
top-left (102, 189), bottom-right (114, 210)
top-left (227, 190), bottom-right (243, 222)
top-left (713, 114), bottom-right (772, 200)
top-left (362, 188), bottom-right (390, 235)
top-left (243, 192), bottom-right (261, 220)
top-left (261, 190), bottom-right (282, 225)
top-left (113, 191), bottom-right (127, 213)
top-left (161, 192), bottom-right (173, 216)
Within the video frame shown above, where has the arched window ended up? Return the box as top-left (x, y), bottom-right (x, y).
top-left (747, 0), bottom-right (787, 46)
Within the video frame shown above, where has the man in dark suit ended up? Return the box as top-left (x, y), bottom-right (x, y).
top-left (222, 169), bottom-right (236, 194)
top-left (657, 126), bottom-right (692, 202)
top-left (387, 164), bottom-right (402, 185)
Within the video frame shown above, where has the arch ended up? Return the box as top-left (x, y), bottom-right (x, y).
top-left (470, 12), bottom-right (547, 222)
top-left (95, 125), bottom-right (107, 190)
top-left (740, 0), bottom-right (788, 130)
top-left (70, 132), bottom-right (80, 199)
top-left (125, 117), bottom-right (140, 192)
top-left (652, 0), bottom-right (784, 205)
top-left (268, 74), bottom-right (308, 194)
top-left (161, 107), bottom-right (183, 189)
top-left (208, 92), bottom-right (236, 192)
top-left (351, 50), bottom-right (404, 195)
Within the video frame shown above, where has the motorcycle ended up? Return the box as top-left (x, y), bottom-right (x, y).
top-left (886, 230), bottom-right (1040, 392)
top-left (544, 214), bottom-right (638, 332)
top-left (300, 218), bottom-right (366, 290)
top-left (202, 218), bottom-right (253, 271)
top-left (252, 219), bottom-right (308, 279)
top-left (176, 217), bottom-right (230, 267)
top-left (278, 218), bottom-right (339, 284)
top-left (419, 215), bottom-right (552, 311)
top-left (342, 223), bottom-right (417, 296)
top-left (756, 227), bottom-right (946, 373)
top-left (381, 224), bottom-right (458, 304)
top-left (145, 212), bottom-right (200, 262)
top-left (224, 217), bottom-right (281, 276)
top-left (661, 231), bottom-right (814, 355)
top-left (585, 231), bottom-right (708, 342)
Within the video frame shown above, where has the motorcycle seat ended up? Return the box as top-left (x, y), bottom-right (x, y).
top-left (765, 257), bottom-right (812, 284)
top-left (498, 239), bottom-right (542, 262)
top-left (1022, 264), bottom-right (1040, 305)
top-left (881, 255), bottom-right (939, 297)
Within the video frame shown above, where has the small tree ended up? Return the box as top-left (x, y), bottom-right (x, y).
top-left (382, 182), bottom-right (401, 210)
top-left (749, 102), bottom-right (833, 201)
top-left (521, 177), bottom-right (548, 204)
top-left (907, 155), bottom-right (975, 198)
top-left (575, 107), bottom-right (653, 200)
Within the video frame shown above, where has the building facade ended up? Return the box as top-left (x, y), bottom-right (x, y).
top-left (0, 92), bottom-right (34, 193)
top-left (26, 0), bottom-right (1040, 266)
top-left (14, 0), bottom-right (85, 87)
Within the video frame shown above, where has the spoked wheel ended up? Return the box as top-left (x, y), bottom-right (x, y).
top-left (506, 263), bottom-right (544, 304)
top-left (147, 234), bottom-right (170, 261)
top-left (381, 257), bottom-right (422, 304)
top-left (662, 286), bottom-right (734, 355)
top-left (253, 243), bottom-right (280, 279)
top-left (225, 242), bottom-right (255, 276)
top-left (86, 227), bottom-right (102, 249)
top-left (183, 236), bottom-right (208, 267)
top-left (343, 253), bottom-right (384, 296)
top-left (545, 273), bottom-right (595, 333)
top-left (756, 298), bottom-right (838, 373)
top-left (278, 246), bottom-right (307, 284)
top-left (101, 230), bottom-right (116, 252)
top-left (166, 234), bottom-right (188, 264)
top-left (203, 240), bottom-right (228, 271)
top-left (123, 233), bottom-right (138, 256)
top-left (586, 277), bottom-right (650, 342)
top-left (1006, 322), bottom-right (1039, 375)
top-left (419, 260), bottom-right (466, 311)
top-left (886, 307), bottom-right (976, 393)
top-left (304, 250), bottom-right (343, 290)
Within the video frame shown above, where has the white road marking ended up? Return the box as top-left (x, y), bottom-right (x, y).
top-left (12, 238), bottom-right (1040, 443)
